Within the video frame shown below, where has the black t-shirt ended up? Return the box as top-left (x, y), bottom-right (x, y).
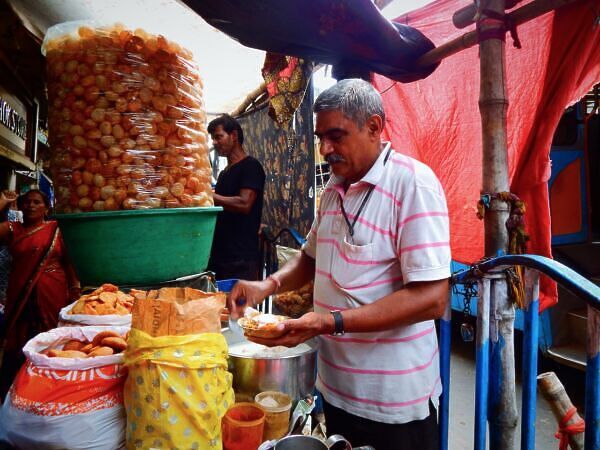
top-left (210, 156), bottom-right (265, 263)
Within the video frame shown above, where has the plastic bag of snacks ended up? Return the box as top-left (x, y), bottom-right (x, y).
top-left (0, 326), bottom-right (129, 449)
top-left (123, 288), bottom-right (233, 449)
top-left (42, 21), bottom-right (213, 213)
top-left (58, 283), bottom-right (144, 327)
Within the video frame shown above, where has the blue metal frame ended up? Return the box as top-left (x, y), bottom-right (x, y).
top-left (585, 306), bottom-right (600, 450)
top-left (452, 254), bottom-right (600, 309)
top-left (439, 299), bottom-right (452, 450)
top-left (450, 254), bottom-right (600, 450)
top-left (520, 270), bottom-right (540, 450)
top-left (474, 278), bottom-right (491, 450)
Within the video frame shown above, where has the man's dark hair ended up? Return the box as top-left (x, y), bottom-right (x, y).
top-left (17, 189), bottom-right (51, 210)
top-left (207, 114), bottom-right (244, 145)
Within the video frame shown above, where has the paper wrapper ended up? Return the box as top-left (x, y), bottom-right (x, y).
top-left (131, 287), bottom-right (225, 336)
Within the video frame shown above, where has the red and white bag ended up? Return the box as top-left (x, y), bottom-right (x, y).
top-left (0, 326), bottom-right (128, 450)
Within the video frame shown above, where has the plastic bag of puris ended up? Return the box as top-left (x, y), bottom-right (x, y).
top-left (123, 288), bottom-right (233, 449)
top-left (0, 326), bottom-right (129, 450)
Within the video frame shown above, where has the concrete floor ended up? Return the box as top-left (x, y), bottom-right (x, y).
top-left (448, 329), bottom-right (586, 450)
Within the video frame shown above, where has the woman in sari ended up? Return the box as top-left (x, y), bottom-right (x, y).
top-left (0, 190), bottom-right (80, 400)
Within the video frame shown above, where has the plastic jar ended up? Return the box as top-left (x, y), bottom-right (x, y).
top-left (222, 402), bottom-right (265, 450)
top-left (255, 391), bottom-right (292, 441)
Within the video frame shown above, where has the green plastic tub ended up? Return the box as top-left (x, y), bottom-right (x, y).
top-left (54, 207), bottom-right (221, 286)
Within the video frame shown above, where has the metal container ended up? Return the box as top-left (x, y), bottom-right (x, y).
top-left (223, 329), bottom-right (318, 401)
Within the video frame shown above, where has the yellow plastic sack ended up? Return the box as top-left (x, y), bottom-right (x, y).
top-left (123, 329), bottom-right (234, 450)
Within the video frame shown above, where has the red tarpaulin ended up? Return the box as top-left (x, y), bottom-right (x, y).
top-left (373, 0), bottom-right (600, 310)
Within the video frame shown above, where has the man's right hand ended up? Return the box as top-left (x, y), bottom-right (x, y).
top-left (228, 279), bottom-right (276, 319)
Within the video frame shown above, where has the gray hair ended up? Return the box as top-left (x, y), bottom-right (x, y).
top-left (313, 79), bottom-right (385, 128)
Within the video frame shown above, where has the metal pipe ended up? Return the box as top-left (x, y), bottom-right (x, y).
top-left (585, 306), bottom-right (600, 449)
top-left (475, 278), bottom-right (491, 450)
top-left (439, 294), bottom-right (452, 450)
top-left (521, 269), bottom-right (540, 450)
top-left (488, 277), bottom-right (518, 450)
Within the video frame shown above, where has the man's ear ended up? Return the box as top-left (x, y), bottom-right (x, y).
top-left (366, 114), bottom-right (383, 139)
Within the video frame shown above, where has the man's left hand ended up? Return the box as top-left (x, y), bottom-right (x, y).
top-left (246, 312), bottom-right (333, 347)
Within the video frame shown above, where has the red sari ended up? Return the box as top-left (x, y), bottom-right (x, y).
top-left (0, 220), bottom-right (75, 399)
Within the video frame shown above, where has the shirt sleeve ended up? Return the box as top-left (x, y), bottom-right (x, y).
top-left (302, 209), bottom-right (321, 259)
top-left (395, 169), bottom-right (451, 284)
top-left (239, 158), bottom-right (266, 192)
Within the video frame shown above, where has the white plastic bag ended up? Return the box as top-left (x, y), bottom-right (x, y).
top-left (0, 326), bottom-right (129, 449)
top-left (58, 301), bottom-right (132, 327)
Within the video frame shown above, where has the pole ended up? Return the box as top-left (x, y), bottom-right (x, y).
top-left (478, 1), bottom-right (518, 449)
top-left (538, 372), bottom-right (585, 450)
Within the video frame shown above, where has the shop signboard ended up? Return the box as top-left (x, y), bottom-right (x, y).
top-left (0, 86), bottom-right (27, 155)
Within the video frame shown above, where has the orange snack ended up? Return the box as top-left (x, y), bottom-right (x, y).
top-left (88, 346), bottom-right (115, 357)
top-left (92, 330), bottom-right (121, 347)
top-left (101, 336), bottom-right (127, 351)
top-left (44, 24), bottom-right (213, 212)
top-left (69, 283), bottom-right (138, 316)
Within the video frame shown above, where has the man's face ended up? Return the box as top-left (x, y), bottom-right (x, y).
top-left (210, 125), bottom-right (235, 157)
top-left (315, 109), bottom-right (379, 183)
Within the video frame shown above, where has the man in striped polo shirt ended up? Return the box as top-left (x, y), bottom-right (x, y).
top-left (230, 78), bottom-right (451, 450)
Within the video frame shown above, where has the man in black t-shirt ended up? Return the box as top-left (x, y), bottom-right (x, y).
top-left (207, 114), bottom-right (265, 280)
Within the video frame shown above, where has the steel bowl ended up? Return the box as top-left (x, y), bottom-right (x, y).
top-left (223, 328), bottom-right (318, 401)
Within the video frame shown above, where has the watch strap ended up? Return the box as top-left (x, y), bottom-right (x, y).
top-left (330, 310), bottom-right (344, 336)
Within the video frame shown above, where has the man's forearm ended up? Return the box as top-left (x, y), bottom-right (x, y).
top-left (342, 278), bottom-right (450, 333)
top-left (213, 193), bottom-right (251, 214)
top-left (271, 251), bottom-right (315, 294)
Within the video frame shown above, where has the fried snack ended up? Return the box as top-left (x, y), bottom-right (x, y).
top-left (80, 343), bottom-right (94, 353)
top-left (274, 281), bottom-right (313, 318)
top-left (88, 346), bottom-right (115, 357)
top-left (63, 339), bottom-right (86, 351)
top-left (92, 330), bottom-right (121, 346)
top-left (48, 349), bottom-right (88, 358)
top-left (45, 24), bottom-right (213, 213)
top-left (44, 329), bottom-right (129, 358)
top-left (238, 313), bottom-right (288, 339)
top-left (101, 336), bottom-right (127, 351)
top-left (69, 283), bottom-right (138, 316)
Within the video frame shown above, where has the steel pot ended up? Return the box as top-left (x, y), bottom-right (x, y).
top-left (223, 328), bottom-right (318, 401)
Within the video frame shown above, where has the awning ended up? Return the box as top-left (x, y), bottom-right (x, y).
top-left (182, 0), bottom-right (439, 82)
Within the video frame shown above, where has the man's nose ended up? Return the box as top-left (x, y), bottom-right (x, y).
top-left (319, 138), bottom-right (333, 157)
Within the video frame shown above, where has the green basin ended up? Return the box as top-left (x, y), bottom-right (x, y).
top-left (54, 207), bottom-right (221, 286)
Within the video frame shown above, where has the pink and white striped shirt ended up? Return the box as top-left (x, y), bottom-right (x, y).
top-left (303, 142), bottom-right (451, 424)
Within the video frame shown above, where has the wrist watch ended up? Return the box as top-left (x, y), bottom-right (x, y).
top-left (330, 310), bottom-right (344, 336)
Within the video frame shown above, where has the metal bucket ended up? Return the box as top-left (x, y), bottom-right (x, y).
top-left (223, 329), bottom-right (318, 401)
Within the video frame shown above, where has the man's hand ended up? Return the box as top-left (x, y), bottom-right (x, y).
top-left (246, 312), bottom-right (333, 347)
top-left (228, 279), bottom-right (274, 318)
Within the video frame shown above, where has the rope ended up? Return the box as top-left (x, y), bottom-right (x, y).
top-left (555, 406), bottom-right (585, 450)
top-left (477, 191), bottom-right (530, 307)
top-left (476, 9), bottom-right (522, 48)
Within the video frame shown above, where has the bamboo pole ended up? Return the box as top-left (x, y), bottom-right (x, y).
top-left (230, 81), bottom-right (267, 116)
top-left (416, 0), bottom-right (581, 69)
top-left (452, 0), bottom-right (522, 29)
top-left (477, 1), bottom-right (518, 449)
top-left (538, 372), bottom-right (585, 450)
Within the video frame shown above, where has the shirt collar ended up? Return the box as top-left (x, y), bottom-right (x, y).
top-left (331, 141), bottom-right (392, 189)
